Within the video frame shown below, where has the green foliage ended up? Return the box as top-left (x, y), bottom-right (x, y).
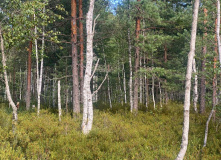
top-left (0, 103), bottom-right (220, 159)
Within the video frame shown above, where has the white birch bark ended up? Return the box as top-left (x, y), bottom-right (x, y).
top-left (139, 58), bottom-right (142, 104)
top-left (58, 80), bottom-right (62, 122)
top-left (36, 6), bottom-right (45, 116)
top-left (128, 28), bottom-right (133, 112)
top-left (123, 64), bottom-right (127, 103)
top-left (192, 58), bottom-right (198, 112)
top-left (159, 82), bottom-right (162, 108)
top-left (0, 26), bottom-right (18, 121)
top-left (217, 0), bottom-right (221, 65)
top-left (152, 74), bottom-right (155, 109)
top-left (175, 0), bottom-right (200, 159)
top-left (82, 0), bottom-right (95, 135)
top-left (107, 75), bottom-right (112, 108)
top-left (203, 105), bottom-right (216, 147)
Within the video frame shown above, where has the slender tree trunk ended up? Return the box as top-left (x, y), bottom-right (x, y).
top-left (139, 57), bottom-right (142, 104)
top-left (217, 0), bottom-right (221, 65)
top-left (144, 55), bottom-right (149, 108)
top-left (0, 27), bottom-right (17, 121)
top-left (213, 18), bottom-right (218, 108)
top-left (128, 0), bottom-right (133, 112)
top-left (19, 66), bottom-right (22, 100)
top-left (152, 73), bottom-right (155, 110)
top-left (71, 0), bottom-right (80, 113)
top-left (159, 81), bottom-right (162, 108)
top-left (192, 58), bottom-right (198, 112)
top-left (36, 8), bottom-right (45, 116)
top-left (26, 41), bottom-right (32, 110)
top-left (107, 75), bottom-right (112, 108)
top-left (176, 0), bottom-right (199, 159)
top-left (82, 0), bottom-right (95, 134)
top-left (123, 64), bottom-right (127, 103)
top-left (79, 0), bottom-right (84, 103)
top-left (164, 45), bottom-right (169, 104)
top-left (203, 105), bottom-right (216, 147)
top-left (133, 0), bottom-right (141, 112)
top-left (58, 80), bottom-right (62, 122)
top-left (200, 8), bottom-right (208, 114)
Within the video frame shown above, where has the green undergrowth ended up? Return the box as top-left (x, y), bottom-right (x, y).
top-left (0, 102), bottom-right (220, 159)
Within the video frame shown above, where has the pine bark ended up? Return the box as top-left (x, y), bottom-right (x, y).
top-left (71, 0), bottom-right (80, 113)
top-left (175, 0), bottom-right (199, 159)
top-left (79, 0), bottom-right (84, 103)
top-left (133, 0), bottom-right (141, 112)
top-left (26, 41), bottom-right (32, 110)
top-left (82, 0), bottom-right (95, 134)
top-left (200, 8), bottom-right (208, 114)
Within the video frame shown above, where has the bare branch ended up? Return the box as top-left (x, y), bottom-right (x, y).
top-left (90, 58), bottom-right (100, 80)
top-left (93, 14), bottom-right (100, 35)
top-left (92, 71), bottom-right (108, 96)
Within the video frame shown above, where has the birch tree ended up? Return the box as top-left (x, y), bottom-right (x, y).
top-left (82, 0), bottom-right (96, 134)
top-left (175, 0), bottom-right (200, 159)
top-left (0, 26), bottom-right (18, 121)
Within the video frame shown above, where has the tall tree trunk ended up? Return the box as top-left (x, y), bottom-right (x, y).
top-left (192, 58), bottom-right (198, 112)
top-left (26, 41), bottom-right (32, 110)
top-left (133, 0), bottom-right (141, 112)
top-left (144, 55), bottom-right (149, 108)
top-left (128, 0), bottom-right (133, 112)
top-left (175, 0), bottom-right (199, 159)
top-left (79, 0), bottom-right (84, 103)
top-left (164, 45), bottom-right (169, 104)
top-left (213, 18), bottom-right (218, 108)
top-left (0, 27), bottom-right (18, 121)
top-left (36, 8), bottom-right (45, 116)
top-left (82, 0), bottom-right (95, 134)
top-left (58, 80), bottom-right (62, 122)
top-left (139, 57), bottom-right (142, 104)
top-left (217, 0), bottom-right (221, 65)
top-left (71, 0), bottom-right (80, 113)
top-left (200, 8), bottom-right (208, 114)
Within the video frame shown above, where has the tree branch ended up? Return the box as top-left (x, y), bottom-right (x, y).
top-left (93, 14), bottom-right (100, 35)
top-left (90, 58), bottom-right (100, 80)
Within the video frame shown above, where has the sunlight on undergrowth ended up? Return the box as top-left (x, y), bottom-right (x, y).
top-left (0, 102), bottom-right (220, 159)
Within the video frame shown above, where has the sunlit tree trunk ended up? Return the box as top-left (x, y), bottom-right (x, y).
top-left (71, 0), bottom-right (80, 113)
top-left (192, 58), bottom-right (198, 112)
top-left (0, 26), bottom-right (18, 121)
top-left (82, 0), bottom-right (95, 135)
top-left (58, 80), bottom-right (62, 122)
top-left (123, 64), bottom-right (127, 103)
top-left (175, 0), bottom-right (199, 159)
top-left (36, 8), bottom-right (45, 116)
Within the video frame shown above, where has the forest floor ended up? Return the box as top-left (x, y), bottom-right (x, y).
top-left (0, 102), bottom-right (220, 160)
